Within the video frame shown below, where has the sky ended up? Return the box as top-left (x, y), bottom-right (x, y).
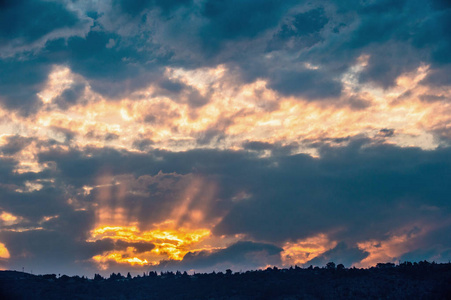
top-left (0, 0), bottom-right (450, 276)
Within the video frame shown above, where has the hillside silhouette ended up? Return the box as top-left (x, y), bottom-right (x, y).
top-left (0, 261), bottom-right (450, 299)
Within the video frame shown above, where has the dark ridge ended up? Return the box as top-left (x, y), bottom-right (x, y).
top-left (1, 261), bottom-right (450, 299)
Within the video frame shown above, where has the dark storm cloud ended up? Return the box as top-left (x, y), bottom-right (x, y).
top-left (36, 140), bottom-right (451, 247)
top-left (155, 78), bottom-right (210, 107)
top-left (0, 157), bottom-right (17, 184)
top-left (0, 0), bottom-right (91, 114)
top-left (2, 139), bottom-right (451, 272)
top-left (352, 0), bottom-right (450, 88)
top-left (132, 139), bottom-right (154, 151)
top-left (242, 141), bottom-right (275, 151)
top-left (0, 207), bottom-right (96, 275)
top-left (200, 0), bottom-right (298, 42)
top-left (421, 65), bottom-right (451, 87)
top-left (0, 2), bottom-right (159, 112)
top-left (266, 7), bottom-right (328, 51)
top-left (215, 140), bottom-right (451, 244)
top-left (0, 0), bottom-right (79, 47)
top-left (0, 179), bottom-right (78, 223)
top-left (113, 0), bottom-right (193, 16)
top-left (357, 42), bottom-right (424, 89)
top-left (53, 82), bottom-right (86, 109)
top-left (242, 141), bottom-right (298, 156)
top-left (2, 0), bottom-right (450, 114)
top-left (0, 58), bottom-right (49, 114)
top-left (47, 31), bottom-right (163, 100)
top-left (283, 0), bottom-right (451, 91)
top-left (196, 0), bottom-right (449, 95)
top-left (268, 68), bottom-right (342, 99)
top-left (152, 241), bottom-right (282, 272)
top-left (0, 135), bottom-right (33, 155)
top-left (37, 147), bottom-right (160, 187)
top-left (0, 148), bottom-right (97, 274)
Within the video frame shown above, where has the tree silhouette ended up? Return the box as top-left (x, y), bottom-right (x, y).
top-left (326, 262), bottom-right (336, 270)
top-left (94, 273), bottom-right (103, 281)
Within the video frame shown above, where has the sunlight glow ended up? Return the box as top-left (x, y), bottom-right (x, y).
top-left (88, 225), bottom-right (211, 267)
top-left (3, 62), bottom-right (442, 161)
top-left (0, 211), bottom-right (22, 226)
top-left (281, 234), bottom-right (337, 266)
top-left (354, 223), bottom-right (434, 268)
top-left (0, 242), bottom-right (10, 259)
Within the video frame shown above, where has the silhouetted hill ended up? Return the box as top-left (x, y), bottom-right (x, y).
top-left (1, 261), bottom-right (450, 299)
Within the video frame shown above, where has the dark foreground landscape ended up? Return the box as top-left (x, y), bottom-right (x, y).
top-left (1, 262), bottom-right (450, 299)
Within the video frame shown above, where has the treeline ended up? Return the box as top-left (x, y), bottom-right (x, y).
top-left (78, 260), bottom-right (441, 281)
top-left (1, 261), bottom-right (450, 299)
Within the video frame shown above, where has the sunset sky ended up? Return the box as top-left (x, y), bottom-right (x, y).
top-left (0, 0), bottom-right (450, 276)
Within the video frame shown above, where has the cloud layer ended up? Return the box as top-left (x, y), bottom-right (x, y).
top-left (0, 0), bottom-right (450, 275)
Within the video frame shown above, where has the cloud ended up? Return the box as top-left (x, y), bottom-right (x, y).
top-left (200, 0), bottom-right (297, 41)
top-left (306, 242), bottom-right (369, 267)
top-left (0, 157), bottom-right (19, 185)
top-left (52, 82), bottom-right (87, 109)
top-left (0, 135), bottom-right (33, 155)
top-left (110, 240), bottom-right (155, 254)
top-left (0, 59), bottom-right (50, 114)
top-left (152, 241), bottom-right (282, 272)
top-left (113, 0), bottom-right (193, 16)
top-left (1, 139), bottom-right (450, 273)
top-left (267, 7), bottom-right (329, 51)
top-left (2, 0), bottom-right (449, 115)
top-left (0, 0), bottom-right (450, 275)
top-left (0, 0), bottom-right (90, 114)
top-left (422, 65), bottom-right (451, 87)
top-left (0, 0), bottom-right (83, 53)
top-left (24, 140), bottom-right (447, 258)
top-left (0, 209), bottom-right (95, 275)
top-left (268, 69), bottom-right (342, 99)
top-left (213, 139), bottom-right (451, 245)
top-left (377, 129), bottom-right (395, 137)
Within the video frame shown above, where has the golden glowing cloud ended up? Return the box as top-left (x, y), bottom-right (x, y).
top-left (0, 242), bottom-right (10, 259)
top-left (356, 236), bottom-right (412, 268)
top-left (88, 224), bottom-right (245, 270)
top-left (2, 61), bottom-right (442, 164)
top-left (86, 173), bottom-right (227, 269)
top-left (92, 251), bottom-right (149, 269)
top-left (354, 222), bottom-right (440, 268)
top-left (2, 60), bottom-right (449, 272)
top-left (0, 211), bottom-right (22, 226)
top-left (89, 224), bottom-right (210, 262)
top-left (281, 234), bottom-right (336, 266)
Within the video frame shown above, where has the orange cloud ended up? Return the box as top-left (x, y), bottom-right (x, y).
top-left (86, 172), bottom-right (227, 269)
top-left (0, 61), bottom-right (445, 176)
top-left (89, 225), bottom-right (210, 261)
top-left (355, 222), bottom-right (440, 268)
top-left (0, 211), bottom-right (22, 226)
top-left (0, 242), bottom-right (10, 259)
top-left (281, 234), bottom-right (336, 266)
